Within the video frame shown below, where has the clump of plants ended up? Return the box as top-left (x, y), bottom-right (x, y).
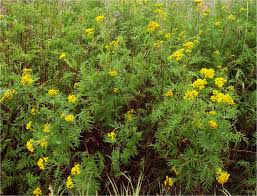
top-left (0, 0), bottom-right (256, 195)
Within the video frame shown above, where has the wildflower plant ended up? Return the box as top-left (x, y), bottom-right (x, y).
top-left (0, 0), bottom-right (256, 195)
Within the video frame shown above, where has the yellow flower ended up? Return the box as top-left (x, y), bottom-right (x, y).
top-left (37, 157), bottom-right (48, 170)
top-left (165, 90), bottom-right (174, 97)
top-left (193, 0), bottom-right (202, 4)
top-left (107, 131), bottom-right (116, 141)
top-left (153, 40), bottom-right (163, 48)
top-left (0, 89), bottom-right (15, 103)
top-left (67, 95), bottom-right (77, 103)
top-left (240, 8), bottom-right (247, 12)
top-left (210, 90), bottom-right (224, 103)
top-left (113, 88), bottom-right (119, 94)
top-left (183, 42), bottom-right (195, 50)
top-left (106, 39), bottom-right (120, 49)
top-left (40, 139), bottom-right (48, 148)
top-left (37, 158), bottom-right (44, 170)
top-left (26, 139), bottom-right (34, 152)
top-left (154, 9), bottom-right (167, 19)
top-left (227, 86), bottom-right (234, 91)
top-left (59, 52), bottom-right (66, 60)
top-left (222, 94), bottom-right (235, 105)
top-left (95, 15), bottom-right (105, 22)
top-left (200, 68), bottom-right (215, 79)
top-left (164, 33), bottom-right (172, 39)
top-left (203, 9), bottom-right (210, 16)
top-left (208, 110), bottom-right (217, 115)
top-left (164, 176), bottom-right (174, 187)
top-left (192, 79), bottom-right (207, 90)
top-left (21, 74), bottom-right (33, 85)
top-left (214, 77), bottom-right (227, 88)
top-left (227, 14), bottom-right (236, 21)
top-left (208, 120), bottom-right (218, 129)
top-left (65, 114), bottom-right (75, 122)
top-left (74, 82), bottom-right (80, 88)
top-left (154, 3), bottom-right (163, 7)
top-left (43, 123), bottom-right (50, 133)
top-left (147, 21), bottom-right (160, 32)
top-left (108, 69), bottom-right (118, 77)
top-left (171, 166), bottom-right (179, 176)
top-left (48, 89), bottom-right (59, 96)
top-left (184, 90), bottom-right (199, 100)
top-left (169, 49), bottom-right (184, 61)
top-left (193, 39), bottom-right (200, 44)
top-left (22, 68), bottom-right (32, 75)
top-left (33, 187), bottom-right (42, 196)
top-left (26, 121), bottom-right (32, 130)
top-left (71, 164), bottom-right (81, 176)
top-left (66, 176), bottom-right (74, 189)
top-left (84, 28), bottom-right (94, 36)
top-left (214, 21), bottom-right (222, 27)
top-left (31, 107), bottom-right (37, 115)
top-left (216, 169), bottom-right (230, 185)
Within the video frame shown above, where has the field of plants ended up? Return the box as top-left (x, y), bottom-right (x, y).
top-left (0, 0), bottom-right (256, 195)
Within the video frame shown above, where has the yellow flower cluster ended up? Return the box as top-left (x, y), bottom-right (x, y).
top-left (169, 49), bottom-right (184, 61)
top-left (113, 88), bottom-right (119, 94)
top-left (127, 109), bottom-right (134, 121)
top-left (192, 79), bottom-right (207, 90)
top-left (37, 157), bottom-right (48, 170)
top-left (31, 107), bottom-right (37, 115)
top-left (59, 52), bottom-right (66, 60)
top-left (164, 176), bottom-right (174, 187)
top-left (171, 166), bottom-right (179, 176)
top-left (48, 88), bottom-right (59, 96)
top-left (68, 94), bottom-right (77, 103)
top-left (210, 90), bottom-right (235, 105)
top-left (227, 14), bottom-right (236, 21)
top-left (154, 9), bottom-right (167, 19)
top-left (43, 123), bottom-right (50, 133)
top-left (26, 139), bottom-right (34, 152)
top-left (0, 89), bottom-right (15, 103)
top-left (216, 168), bottom-right (230, 185)
top-left (40, 139), bottom-right (48, 148)
top-left (165, 90), bottom-right (174, 97)
top-left (33, 187), bottom-right (42, 196)
top-left (214, 77), bottom-right (227, 88)
top-left (164, 32), bottom-right (172, 39)
top-left (193, 0), bottom-right (202, 4)
top-left (106, 38), bottom-right (120, 49)
top-left (208, 120), bottom-right (218, 129)
top-left (154, 40), bottom-right (164, 49)
top-left (147, 21), bottom-right (160, 32)
top-left (214, 21), bottom-right (222, 27)
top-left (84, 28), bottom-right (94, 36)
top-left (184, 90), bottom-right (199, 100)
top-left (183, 41), bottom-right (195, 53)
top-left (71, 164), bottom-right (81, 176)
top-left (108, 69), bottom-right (118, 77)
top-left (21, 68), bottom-right (33, 86)
top-left (65, 114), bottom-right (75, 122)
top-left (26, 121), bottom-right (32, 130)
top-left (95, 15), bottom-right (105, 22)
top-left (208, 110), bottom-right (217, 115)
top-left (66, 176), bottom-right (74, 189)
top-left (200, 68), bottom-right (215, 79)
top-left (107, 131), bottom-right (116, 141)
top-left (203, 9), bottom-right (210, 16)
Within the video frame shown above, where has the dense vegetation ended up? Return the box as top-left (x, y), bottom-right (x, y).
top-left (0, 0), bottom-right (256, 195)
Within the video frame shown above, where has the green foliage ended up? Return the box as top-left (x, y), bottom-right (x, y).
top-left (0, 0), bottom-right (256, 195)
